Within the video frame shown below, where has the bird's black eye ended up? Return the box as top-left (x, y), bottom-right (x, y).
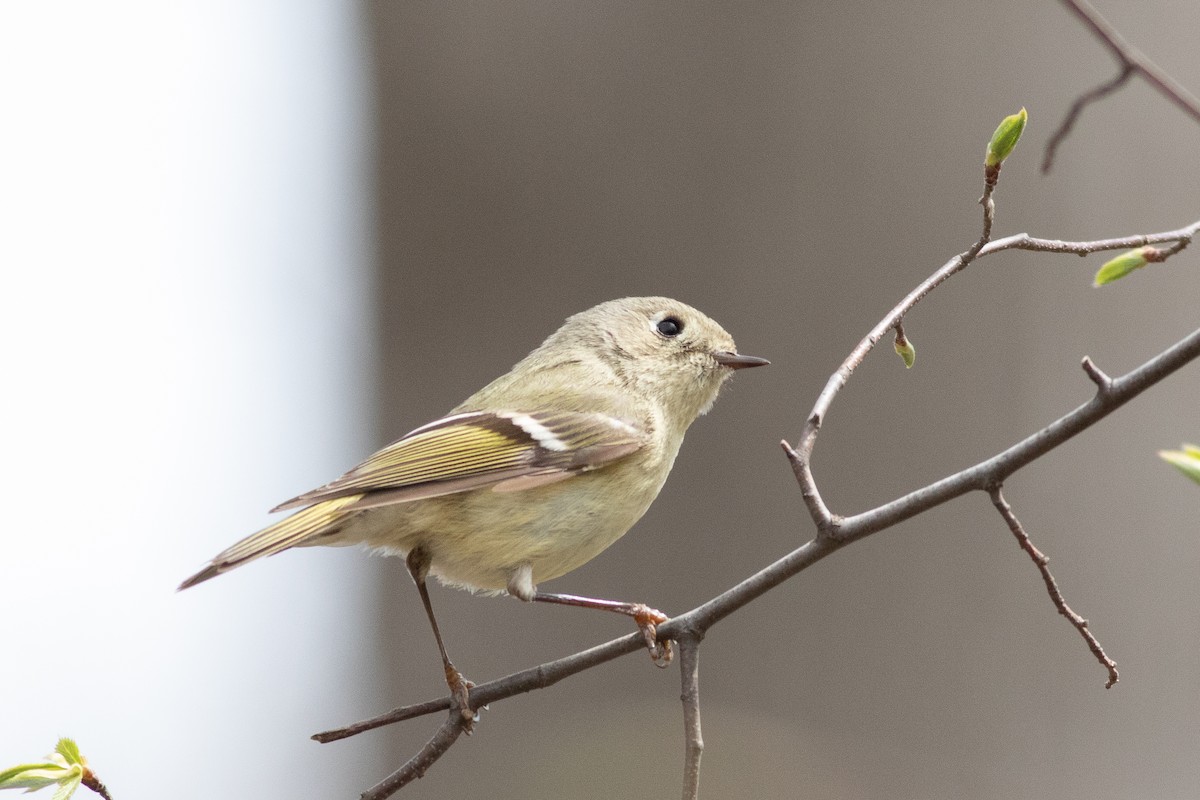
top-left (656, 316), bottom-right (683, 337)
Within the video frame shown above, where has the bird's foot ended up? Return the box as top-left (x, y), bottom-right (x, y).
top-left (445, 665), bottom-right (478, 731)
top-left (630, 604), bottom-right (673, 667)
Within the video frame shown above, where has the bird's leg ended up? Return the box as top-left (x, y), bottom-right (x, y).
top-left (507, 564), bottom-right (673, 667)
top-left (406, 547), bottom-right (475, 724)
top-left (534, 592), bottom-right (673, 666)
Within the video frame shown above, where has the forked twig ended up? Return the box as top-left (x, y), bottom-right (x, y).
top-left (1042, 66), bottom-right (1133, 173)
top-left (1044, 0), bottom-right (1200, 172)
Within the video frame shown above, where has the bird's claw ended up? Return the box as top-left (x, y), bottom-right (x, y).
top-left (630, 603), bottom-right (673, 668)
top-left (446, 666), bottom-right (478, 732)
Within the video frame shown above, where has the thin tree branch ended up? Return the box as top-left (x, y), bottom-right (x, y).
top-left (830, 333), bottom-right (1200, 544)
top-left (678, 636), bottom-right (704, 800)
top-left (1042, 66), bottom-right (1133, 173)
top-left (359, 712), bottom-right (469, 800)
top-left (788, 218), bottom-right (1199, 526)
top-left (788, 175), bottom-right (1014, 529)
top-left (313, 698), bottom-right (451, 744)
top-left (314, 630), bottom-right (648, 742)
top-left (987, 224), bottom-right (1198, 256)
top-left (1044, 0), bottom-right (1200, 172)
top-left (1061, 0), bottom-right (1200, 122)
top-left (988, 486), bottom-right (1119, 688)
top-left (82, 768), bottom-right (113, 800)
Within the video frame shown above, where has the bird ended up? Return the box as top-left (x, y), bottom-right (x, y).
top-left (179, 296), bottom-right (767, 718)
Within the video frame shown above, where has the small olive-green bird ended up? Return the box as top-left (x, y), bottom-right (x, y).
top-left (180, 296), bottom-right (767, 715)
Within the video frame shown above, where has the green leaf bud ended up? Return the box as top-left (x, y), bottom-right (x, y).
top-left (894, 337), bottom-right (916, 369)
top-left (0, 739), bottom-right (89, 800)
top-left (985, 107), bottom-right (1028, 168)
top-left (1160, 444), bottom-right (1200, 486)
top-left (1093, 246), bottom-right (1154, 286)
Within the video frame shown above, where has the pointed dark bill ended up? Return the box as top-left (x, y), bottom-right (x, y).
top-left (712, 351), bottom-right (770, 370)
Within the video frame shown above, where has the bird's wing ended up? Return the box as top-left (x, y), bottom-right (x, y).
top-left (271, 410), bottom-right (646, 512)
top-left (178, 494), bottom-right (364, 590)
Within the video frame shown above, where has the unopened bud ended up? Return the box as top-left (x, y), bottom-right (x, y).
top-left (985, 107), bottom-right (1028, 168)
top-left (1093, 246), bottom-right (1158, 286)
top-left (894, 336), bottom-right (916, 369)
top-left (1160, 443), bottom-right (1200, 486)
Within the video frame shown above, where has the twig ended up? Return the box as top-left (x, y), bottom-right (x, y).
top-left (789, 217), bottom-right (1200, 524)
top-left (359, 712), bottom-right (469, 800)
top-left (789, 177), bottom-right (1196, 533)
top-left (978, 182), bottom-right (996, 240)
top-left (1080, 356), bottom-right (1113, 392)
top-left (314, 630), bottom-right (649, 739)
top-left (1042, 66), bottom-right (1133, 173)
top-left (1001, 221), bottom-right (1189, 292)
top-left (827, 331), bottom-right (1200, 544)
top-left (678, 636), bottom-right (704, 800)
top-left (82, 769), bottom-right (113, 800)
top-left (985, 224), bottom-right (1198, 257)
top-left (788, 186), bottom-right (1010, 529)
top-left (1044, 0), bottom-right (1200, 172)
top-left (313, 698), bottom-right (451, 743)
top-left (988, 486), bottom-right (1119, 688)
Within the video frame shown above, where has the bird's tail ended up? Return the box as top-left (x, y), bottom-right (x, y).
top-left (177, 494), bottom-right (363, 591)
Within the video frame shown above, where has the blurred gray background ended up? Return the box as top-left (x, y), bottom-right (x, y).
top-left (3, 1), bottom-right (1198, 798)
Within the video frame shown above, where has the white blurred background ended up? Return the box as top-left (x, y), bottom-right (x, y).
top-left (0, 3), bottom-right (385, 797)
top-left (2, 2), bottom-right (1198, 799)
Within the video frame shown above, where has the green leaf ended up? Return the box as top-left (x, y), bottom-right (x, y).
top-left (985, 107), bottom-right (1028, 167)
top-left (54, 739), bottom-right (83, 767)
top-left (0, 761), bottom-right (69, 791)
top-left (50, 774), bottom-right (82, 800)
top-left (1160, 445), bottom-right (1200, 486)
top-left (0, 740), bottom-right (89, 796)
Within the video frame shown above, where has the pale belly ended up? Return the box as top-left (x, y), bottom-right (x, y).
top-left (342, 463), bottom-right (666, 594)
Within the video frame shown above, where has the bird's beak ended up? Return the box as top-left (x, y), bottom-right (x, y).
top-left (712, 351), bottom-right (770, 370)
